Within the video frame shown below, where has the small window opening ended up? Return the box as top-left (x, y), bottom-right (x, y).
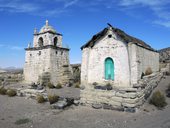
top-left (54, 37), bottom-right (58, 46)
top-left (39, 51), bottom-right (41, 55)
top-left (108, 34), bottom-right (112, 38)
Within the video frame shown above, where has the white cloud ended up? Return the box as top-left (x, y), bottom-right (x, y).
top-left (154, 20), bottom-right (170, 28)
top-left (10, 46), bottom-right (24, 50)
top-left (119, 0), bottom-right (164, 6)
top-left (119, 0), bottom-right (170, 28)
top-left (0, 1), bottom-right (39, 13)
top-left (64, 0), bottom-right (79, 8)
top-left (0, 44), bottom-right (24, 50)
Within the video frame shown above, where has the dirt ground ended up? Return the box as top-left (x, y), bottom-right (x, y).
top-left (0, 76), bottom-right (170, 128)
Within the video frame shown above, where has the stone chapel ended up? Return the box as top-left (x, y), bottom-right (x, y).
top-left (81, 24), bottom-right (159, 87)
top-left (80, 24), bottom-right (160, 109)
top-left (24, 20), bottom-right (72, 85)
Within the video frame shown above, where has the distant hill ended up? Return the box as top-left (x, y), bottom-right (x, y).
top-left (0, 69), bottom-right (6, 73)
top-left (0, 67), bottom-right (23, 73)
top-left (159, 47), bottom-right (170, 63)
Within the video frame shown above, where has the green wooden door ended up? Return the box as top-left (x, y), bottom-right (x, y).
top-left (105, 58), bottom-right (114, 80)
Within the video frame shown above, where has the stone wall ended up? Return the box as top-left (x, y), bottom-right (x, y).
top-left (0, 72), bottom-right (23, 85)
top-left (80, 71), bottom-right (163, 111)
top-left (128, 43), bottom-right (159, 85)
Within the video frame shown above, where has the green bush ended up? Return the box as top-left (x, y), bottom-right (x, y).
top-left (47, 82), bottom-right (55, 89)
top-left (36, 94), bottom-right (46, 103)
top-left (6, 89), bottom-right (17, 97)
top-left (150, 91), bottom-right (167, 109)
top-left (48, 94), bottom-right (59, 104)
top-left (0, 87), bottom-right (7, 95)
top-left (145, 67), bottom-right (153, 76)
top-left (56, 83), bottom-right (62, 89)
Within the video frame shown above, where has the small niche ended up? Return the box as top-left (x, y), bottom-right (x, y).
top-left (39, 51), bottom-right (41, 55)
top-left (108, 34), bottom-right (112, 38)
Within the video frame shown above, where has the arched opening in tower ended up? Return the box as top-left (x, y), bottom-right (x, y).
top-left (54, 37), bottom-right (58, 47)
top-left (38, 37), bottom-right (44, 47)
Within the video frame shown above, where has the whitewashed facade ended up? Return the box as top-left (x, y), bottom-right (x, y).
top-left (81, 26), bottom-right (159, 87)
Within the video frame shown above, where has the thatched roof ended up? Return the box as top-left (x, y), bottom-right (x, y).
top-left (81, 25), bottom-right (155, 51)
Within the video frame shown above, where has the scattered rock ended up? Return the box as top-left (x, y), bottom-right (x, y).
top-left (124, 107), bottom-right (136, 113)
top-left (37, 85), bottom-right (43, 90)
top-left (80, 85), bottom-right (85, 90)
top-left (111, 106), bottom-right (124, 111)
top-left (103, 104), bottom-right (113, 110)
top-left (30, 83), bottom-right (37, 89)
top-left (92, 103), bottom-right (102, 109)
top-left (51, 100), bottom-right (67, 109)
top-left (66, 98), bottom-right (74, 105)
top-left (166, 90), bottom-right (170, 97)
top-left (73, 100), bottom-right (80, 106)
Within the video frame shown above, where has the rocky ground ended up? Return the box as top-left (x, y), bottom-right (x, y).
top-left (0, 76), bottom-right (170, 128)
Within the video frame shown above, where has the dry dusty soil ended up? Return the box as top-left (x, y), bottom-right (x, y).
top-left (0, 76), bottom-right (170, 128)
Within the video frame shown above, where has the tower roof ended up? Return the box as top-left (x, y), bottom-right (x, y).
top-left (39, 20), bottom-right (56, 34)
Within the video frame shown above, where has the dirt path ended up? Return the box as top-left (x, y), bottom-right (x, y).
top-left (0, 76), bottom-right (170, 128)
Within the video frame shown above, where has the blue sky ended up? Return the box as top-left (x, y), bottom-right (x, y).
top-left (0, 0), bottom-right (170, 68)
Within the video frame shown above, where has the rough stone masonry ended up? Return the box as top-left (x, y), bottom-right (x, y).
top-left (24, 20), bottom-right (72, 85)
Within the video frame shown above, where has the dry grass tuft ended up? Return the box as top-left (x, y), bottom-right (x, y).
top-left (0, 87), bottom-right (7, 95)
top-left (48, 94), bottom-right (59, 104)
top-left (36, 94), bottom-right (46, 103)
top-left (150, 90), bottom-right (167, 109)
top-left (6, 89), bottom-right (17, 97)
top-left (145, 67), bottom-right (153, 76)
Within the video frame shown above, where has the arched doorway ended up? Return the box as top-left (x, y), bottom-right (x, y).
top-left (54, 37), bottom-right (58, 46)
top-left (105, 57), bottom-right (114, 80)
top-left (38, 37), bottom-right (43, 47)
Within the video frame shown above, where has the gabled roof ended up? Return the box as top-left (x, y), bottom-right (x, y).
top-left (81, 24), bottom-right (156, 51)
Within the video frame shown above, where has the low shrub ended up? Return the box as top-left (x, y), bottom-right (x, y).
top-left (106, 83), bottom-right (112, 90)
top-left (165, 71), bottom-right (170, 76)
top-left (36, 94), bottom-right (46, 103)
top-left (47, 82), bottom-right (55, 89)
top-left (145, 67), bottom-right (153, 76)
top-left (56, 83), bottom-right (62, 89)
top-left (149, 91), bottom-right (167, 109)
top-left (92, 82), bottom-right (98, 86)
top-left (0, 87), bottom-right (7, 95)
top-left (15, 118), bottom-right (31, 125)
top-left (48, 94), bottom-right (59, 104)
top-left (74, 83), bottom-right (80, 88)
top-left (6, 89), bottom-right (17, 97)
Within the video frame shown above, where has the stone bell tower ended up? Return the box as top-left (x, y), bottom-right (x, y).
top-left (24, 20), bottom-right (72, 85)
